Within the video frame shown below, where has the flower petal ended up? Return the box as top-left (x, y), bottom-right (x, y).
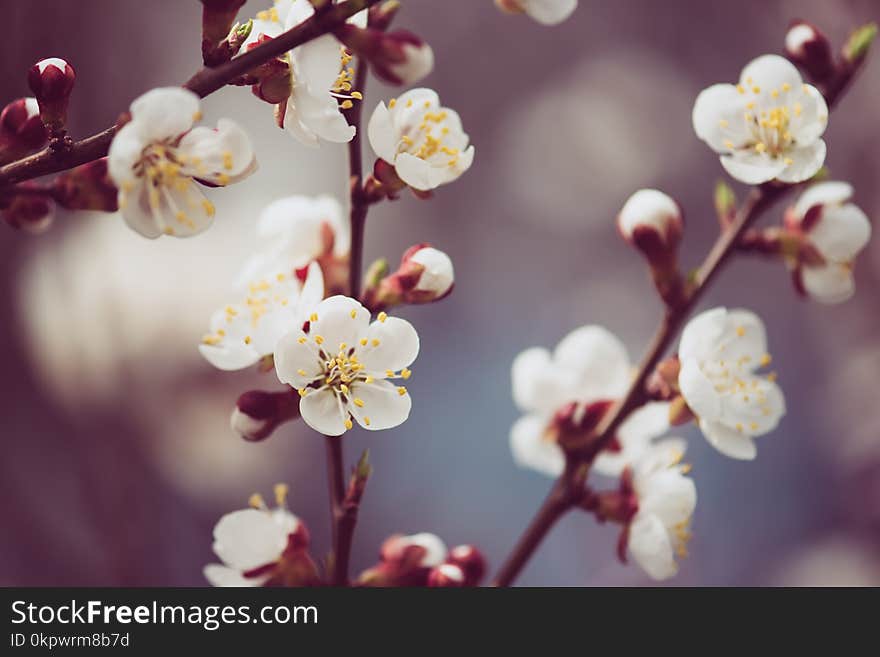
top-left (212, 508), bottom-right (291, 571)
top-left (107, 122), bottom-right (145, 188)
top-left (129, 87), bottom-right (200, 142)
top-left (510, 414), bottom-right (564, 477)
top-left (628, 513), bottom-right (678, 581)
top-left (117, 180), bottom-right (163, 239)
top-left (274, 330), bottom-right (322, 389)
top-left (638, 469), bottom-right (697, 528)
top-left (801, 263), bottom-right (856, 304)
top-left (553, 325), bottom-right (631, 400)
top-left (347, 378), bottom-right (411, 431)
top-left (678, 307), bottom-right (726, 362)
top-left (739, 54), bottom-right (802, 92)
top-left (511, 347), bottom-right (564, 414)
top-left (809, 203), bottom-right (871, 262)
top-left (720, 151), bottom-right (786, 184)
top-left (199, 343), bottom-right (260, 371)
top-left (679, 359), bottom-right (722, 421)
top-left (300, 387), bottom-right (348, 436)
top-left (358, 316), bottom-right (420, 373)
top-left (290, 33), bottom-right (343, 93)
top-left (308, 296), bottom-right (370, 352)
top-left (793, 181), bottom-right (853, 219)
top-left (204, 564), bottom-right (263, 587)
top-left (178, 118), bottom-right (256, 182)
top-left (594, 402), bottom-right (672, 477)
top-left (699, 419), bottom-right (757, 460)
top-left (776, 140), bottom-right (826, 184)
top-left (719, 375), bottom-right (785, 436)
top-left (523, 0), bottom-right (578, 25)
top-left (692, 84), bottom-right (749, 153)
top-left (288, 87), bottom-right (355, 145)
top-left (366, 101), bottom-right (398, 163)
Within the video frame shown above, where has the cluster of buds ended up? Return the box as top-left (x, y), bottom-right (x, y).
top-left (361, 244), bottom-right (454, 311)
top-left (27, 58), bottom-right (76, 143)
top-left (199, 0), bottom-right (250, 66)
top-left (617, 189), bottom-right (685, 308)
top-left (357, 533), bottom-right (485, 587)
top-left (231, 388), bottom-right (301, 442)
top-left (0, 98), bottom-right (47, 164)
top-left (335, 24), bottom-right (434, 86)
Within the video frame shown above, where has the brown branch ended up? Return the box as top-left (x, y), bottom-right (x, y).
top-left (491, 54), bottom-right (867, 586)
top-left (0, 0), bottom-right (379, 189)
top-left (324, 435), bottom-right (347, 584)
top-left (345, 58), bottom-right (370, 297)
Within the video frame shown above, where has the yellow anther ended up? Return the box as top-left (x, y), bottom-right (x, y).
top-left (222, 151), bottom-right (234, 171)
top-left (754, 142), bottom-right (767, 154)
top-left (386, 369), bottom-right (395, 377)
top-left (365, 376), bottom-right (374, 384)
top-left (363, 416), bottom-right (371, 426)
top-left (389, 98), bottom-right (397, 108)
top-left (736, 326), bottom-right (746, 337)
top-left (344, 418), bottom-right (353, 430)
top-left (371, 339), bottom-right (380, 347)
top-left (340, 384), bottom-right (349, 394)
top-left (249, 493), bottom-right (265, 509)
top-left (401, 368), bottom-right (412, 380)
top-left (350, 309), bottom-right (357, 319)
top-left (244, 335), bottom-right (252, 345)
top-left (297, 369), bottom-right (307, 377)
top-left (397, 386), bottom-right (407, 396)
top-left (351, 91), bottom-right (363, 100)
top-left (752, 86), bottom-right (761, 94)
top-left (274, 483), bottom-right (288, 506)
top-left (782, 83), bottom-right (791, 92)
top-left (750, 422), bottom-right (758, 431)
top-left (736, 423), bottom-right (744, 432)
top-left (340, 100), bottom-right (354, 110)
top-left (360, 338), bottom-right (368, 346)
top-left (724, 139), bottom-right (735, 150)
top-left (784, 158), bottom-right (793, 165)
top-left (736, 84), bottom-right (745, 94)
top-left (759, 353), bottom-right (772, 367)
top-left (298, 336), bottom-right (307, 344)
top-left (353, 398), bottom-right (365, 408)
top-left (192, 110), bottom-right (203, 122)
top-left (406, 99), bottom-right (413, 107)
top-left (339, 343), bottom-right (347, 351)
top-left (767, 372), bottom-right (778, 382)
top-left (378, 311), bottom-right (388, 323)
top-left (217, 173), bottom-right (230, 185)
top-left (718, 119), bottom-right (729, 128)
top-left (315, 335), bottom-right (324, 345)
top-left (310, 313), bottom-right (318, 322)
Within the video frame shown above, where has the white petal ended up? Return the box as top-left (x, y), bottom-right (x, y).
top-left (679, 359), bottom-right (722, 421)
top-left (510, 414), bottom-right (564, 477)
top-left (793, 181), bottom-right (853, 219)
top-left (720, 151), bottom-right (786, 184)
top-left (788, 85), bottom-right (828, 145)
top-left (308, 296), bottom-right (370, 352)
top-left (199, 343), bottom-right (261, 371)
top-left (274, 331), bottom-right (322, 388)
top-left (107, 122), bottom-right (145, 188)
top-left (594, 402), bottom-right (672, 477)
top-left (801, 263), bottom-right (856, 304)
top-left (628, 513), bottom-right (678, 581)
top-left (809, 203), bottom-right (871, 262)
top-left (776, 140), bottom-right (826, 184)
top-left (358, 316), bottom-right (420, 373)
top-left (178, 119), bottom-right (256, 182)
top-left (716, 308), bottom-right (767, 366)
top-left (638, 470), bottom-right (697, 528)
top-left (290, 33), bottom-right (343, 93)
top-left (511, 347), bottom-right (561, 413)
top-left (699, 419), bottom-right (757, 460)
top-left (719, 375), bottom-right (785, 436)
top-left (129, 87), bottom-right (200, 142)
top-left (739, 54), bottom-right (803, 92)
top-left (553, 325), bottom-right (631, 400)
top-left (347, 378), bottom-right (411, 431)
top-left (204, 564), bottom-right (263, 587)
top-left (212, 508), bottom-right (290, 571)
top-left (523, 0), bottom-right (578, 25)
top-left (117, 180), bottom-right (163, 239)
top-left (678, 307), bottom-right (727, 363)
top-left (692, 84), bottom-right (749, 153)
top-left (288, 87), bottom-right (355, 144)
top-left (299, 260), bottom-right (326, 312)
top-left (366, 101), bottom-right (398, 163)
top-left (394, 152), bottom-right (437, 191)
top-left (158, 181), bottom-right (215, 237)
top-left (300, 387), bottom-right (348, 436)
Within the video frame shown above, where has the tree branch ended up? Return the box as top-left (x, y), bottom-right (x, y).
top-left (0, 0), bottom-right (378, 189)
top-left (345, 58), bottom-right (370, 297)
top-left (491, 55), bottom-right (867, 586)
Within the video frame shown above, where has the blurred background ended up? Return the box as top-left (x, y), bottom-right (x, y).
top-left (1, 0), bottom-right (879, 586)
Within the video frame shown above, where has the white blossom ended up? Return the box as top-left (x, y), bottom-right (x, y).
top-left (248, 0), bottom-right (367, 146)
top-left (496, 0), bottom-right (578, 25)
top-left (627, 442), bottom-right (697, 581)
top-left (788, 182), bottom-right (871, 304)
top-left (692, 55), bottom-right (828, 184)
top-left (678, 307), bottom-right (785, 460)
top-left (617, 188), bottom-right (683, 244)
top-left (274, 296), bottom-right (418, 436)
top-left (368, 88), bottom-right (474, 191)
top-left (108, 87), bottom-right (256, 238)
top-left (204, 505), bottom-right (301, 587)
top-left (509, 325), bottom-right (672, 477)
top-left (199, 261), bottom-right (324, 371)
top-left (409, 246), bottom-right (454, 297)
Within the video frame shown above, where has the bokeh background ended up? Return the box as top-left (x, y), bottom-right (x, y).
top-left (1, 0), bottom-right (879, 586)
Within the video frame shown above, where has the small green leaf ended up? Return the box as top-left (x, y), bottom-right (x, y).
top-left (844, 22), bottom-right (877, 62)
top-left (713, 180), bottom-right (736, 218)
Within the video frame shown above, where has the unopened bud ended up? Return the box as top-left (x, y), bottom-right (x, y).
top-left (200, 0), bottom-right (247, 64)
top-left (546, 399), bottom-right (615, 450)
top-left (231, 388), bottom-right (300, 442)
top-left (2, 193), bottom-right (54, 234)
top-left (336, 26), bottom-right (434, 86)
top-left (0, 98), bottom-right (48, 163)
top-left (618, 189), bottom-right (685, 307)
top-left (362, 243), bottom-right (454, 311)
top-left (447, 545), bottom-right (486, 586)
top-left (427, 563), bottom-right (465, 587)
top-left (785, 21), bottom-right (834, 82)
top-left (27, 58), bottom-right (76, 134)
top-left (368, 0), bottom-right (400, 31)
top-left (53, 159), bottom-right (118, 212)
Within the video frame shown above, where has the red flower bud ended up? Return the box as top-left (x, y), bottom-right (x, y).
top-left (27, 58), bottom-right (76, 132)
top-left (0, 98), bottom-right (48, 163)
top-left (447, 545), bottom-right (487, 586)
top-left (361, 243), bottom-right (455, 311)
top-left (427, 563), bottom-right (466, 587)
top-left (785, 20), bottom-right (835, 83)
top-left (231, 388), bottom-right (300, 442)
top-left (2, 193), bottom-right (54, 234)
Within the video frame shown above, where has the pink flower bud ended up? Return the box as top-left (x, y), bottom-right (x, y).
top-left (407, 245), bottom-right (454, 297)
top-left (336, 26), bottom-right (434, 86)
top-left (427, 563), bottom-right (466, 587)
top-left (785, 21), bottom-right (834, 83)
top-left (27, 58), bottom-right (76, 131)
top-left (447, 545), bottom-right (487, 586)
top-left (0, 98), bottom-right (48, 162)
top-left (231, 389), bottom-right (300, 442)
top-left (2, 193), bottom-right (54, 234)
top-left (362, 243), bottom-right (455, 311)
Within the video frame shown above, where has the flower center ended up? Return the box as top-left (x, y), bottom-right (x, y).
top-left (726, 80), bottom-right (806, 162)
top-left (388, 97), bottom-right (461, 167)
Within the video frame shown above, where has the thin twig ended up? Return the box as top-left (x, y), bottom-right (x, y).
top-left (345, 59), bottom-right (370, 297)
top-left (324, 435), bottom-right (346, 583)
top-left (0, 0), bottom-right (379, 189)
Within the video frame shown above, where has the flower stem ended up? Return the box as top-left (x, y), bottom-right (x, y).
top-left (345, 58), bottom-right (370, 298)
top-left (0, 0), bottom-right (380, 190)
top-left (492, 56), bottom-right (867, 585)
top-left (324, 435), bottom-right (347, 584)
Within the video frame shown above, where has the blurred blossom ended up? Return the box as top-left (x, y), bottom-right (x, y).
top-left (771, 536), bottom-right (880, 586)
top-left (496, 49), bottom-right (695, 234)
